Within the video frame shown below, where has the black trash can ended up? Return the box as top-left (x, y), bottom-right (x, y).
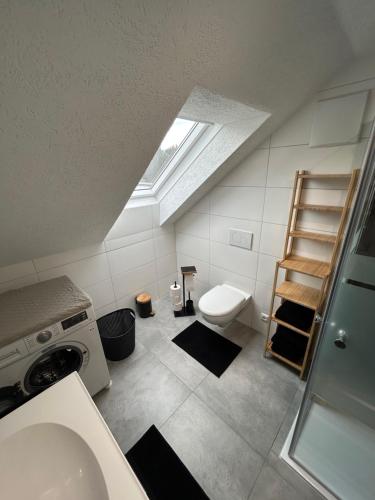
top-left (97, 308), bottom-right (136, 361)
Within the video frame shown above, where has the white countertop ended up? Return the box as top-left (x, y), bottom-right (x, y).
top-left (0, 372), bottom-right (148, 500)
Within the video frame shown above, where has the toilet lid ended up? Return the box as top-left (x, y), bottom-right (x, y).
top-left (199, 285), bottom-right (245, 317)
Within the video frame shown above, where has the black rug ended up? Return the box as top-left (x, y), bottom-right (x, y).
top-left (172, 320), bottom-right (241, 377)
top-left (126, 425), bottom-right (209, 500)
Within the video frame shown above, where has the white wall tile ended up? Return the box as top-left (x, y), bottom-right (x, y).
top-left (210, 186), bottom-right (265, 221)
top-left (37, 253), bottom-right (110, 288)
top-left (68, 254), bottom-right (111, 288)
top-left (0, 274), bottom-right (39, 293)
top-left (175, 211), bottom-right (209, 239)
top-left (95, 301), bottom-right (118, 319)
top-left (176, 233), bottom-right (209, 263)
top-left (237, 302), bottom-right (253, 328)
top-left (33, 243), bottom-right (105, 272)
top-left (158, 272), bottom-right (178, 298)
top-left (209, 265), bottom-right (255, 295)
top-left (116, 283), bottom-right (159, 310)
top-left (190, 196), bottom-right (210, 214)
top-left (210, 215), bottom-right (261, 252)
top-left (107, 239), bottom-right (155, 276)
top-left (251, 281), bottom-right (274, 335)
top-left (104, 229), bottom-right (153, 252)
top-left (293, 238), bottom-right (333, 262)
top-left (157, 253), bottom-right (177, 279)
top-left (155, 230), bottom-right (176, 258)
top-left (112, 261), bottom-right (157, 300)
top-left (188, 278), bottom-right (210, 301)
top-left (263, 188), bottom-right (292, 225)
top-left (270, 102), bottom-right (313, 147)
top-left (260, 223), bottom-right (287, 258)
top-left (363, 89), bottom-right (375, 122)
top-left (258, 137), bottom-right (270, 149)
top-left (152, 202), bottom-right (160, 227)
top-left (0, 260), bottom-right (36, 283)
top-left (177, 253), bottom-right (209, 284)
top-left (153, 224), bottom-right (175, 238)
top-left (220, 149), bottom-right (268, 187)
top-left (267, 144), bottom-right (356, 188)
top-left (256, 253), bottom-right (285, 286)
top-left (301, 188), bottom-right (347, 206)
top-left (290, 271), bottom-right (321, 289)
top-left (116, 294), bottom-right (137, 311)
top-left (85, 279), bottom-right (115, 310)
top-left (210, 241), bottom-right (258, 279)
top-left (297, 210), bottom-right (340, 233)
top-left (105, 205), bottom-right (153, 241)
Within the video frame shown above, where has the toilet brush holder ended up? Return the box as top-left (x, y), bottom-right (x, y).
top-left (174, 266), bottom-right (197, 317)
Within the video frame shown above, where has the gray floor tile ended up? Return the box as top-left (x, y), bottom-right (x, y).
top-left (267, 451), bottom-right (324, 500)
top-left (94, 350), bottom-right (190, 453)
top-left (104, 339), bottom-right (148, 378)
top-left (150, 336), bottom-right (210, 390)
top-left (249, 464), bottom-right (303, 500)
top-left (270, 384), bottom-right (304, 456)
top-left (136, 315), bottom-right (210, 390)
top-left (195, 336), bottom-right (299, 457)
top-left (161, 393), bottom-right (263, 500)
top-left (199, 318), bottom-right (254, 348)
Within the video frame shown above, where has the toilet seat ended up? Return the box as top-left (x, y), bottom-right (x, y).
top-left (198, 285), bottom-right (246, 318)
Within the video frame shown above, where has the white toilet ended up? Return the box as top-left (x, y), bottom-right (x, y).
top-left (198, 284), bottom-right (251, 327)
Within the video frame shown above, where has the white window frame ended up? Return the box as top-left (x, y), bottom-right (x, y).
top-left (132, 120), bottom-right (209, 199)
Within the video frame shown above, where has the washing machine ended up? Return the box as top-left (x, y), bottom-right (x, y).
top-left (0, 304), bottom-right (111, 399)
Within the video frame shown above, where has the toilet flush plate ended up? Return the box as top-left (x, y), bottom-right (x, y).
top-left (229, 229), bottom-right (253, 250)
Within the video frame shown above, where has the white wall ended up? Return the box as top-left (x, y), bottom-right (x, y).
top-left (175, 58), bottom-right (375, 334)
top-left (0, 204), bottom-right (177, 319)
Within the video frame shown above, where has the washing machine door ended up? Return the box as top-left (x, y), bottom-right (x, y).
top-left (24, 344), bottom-right (84, 395)
top-left (0, 385), bottom-right (26, 418)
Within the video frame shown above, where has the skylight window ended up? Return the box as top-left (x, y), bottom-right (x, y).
top-left (135, 117), bottom-right (208, 193)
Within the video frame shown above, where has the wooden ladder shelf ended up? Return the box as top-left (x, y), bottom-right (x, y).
top-left (264, 169), bottom-right (359, 378)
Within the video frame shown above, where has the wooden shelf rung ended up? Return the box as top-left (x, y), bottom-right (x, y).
top-left (271, 315), bottom-right (310, 337)
top-left (294, 203), bottom-right (343, 212)
top-left (279, 255), bottom-right (331, 278)
top-left (275, 281), bottom-right (321, 310)
top-left (289, 230), bottom-right (336, 243)
top-left (266, 342), bottom-right (303, 371)
top-left (298, 173), bottom-right (352, 179)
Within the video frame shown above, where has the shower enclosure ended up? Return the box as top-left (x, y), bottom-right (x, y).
top-left (285, 127), bottom-right (375, 500)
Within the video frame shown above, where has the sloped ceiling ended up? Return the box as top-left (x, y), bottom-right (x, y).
top-left (1, 0), bottom-right (374, 265)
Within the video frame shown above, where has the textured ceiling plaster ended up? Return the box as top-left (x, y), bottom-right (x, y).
top-left (1, 0), bottom-right (375, 265)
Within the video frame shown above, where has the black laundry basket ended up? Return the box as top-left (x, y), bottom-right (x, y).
top-left (97, 308), bottom-right (136, 361)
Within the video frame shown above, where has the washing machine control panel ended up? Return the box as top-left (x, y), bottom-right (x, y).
top-left (36, 330), bottom-right (53, 344)
top-left (23, 308), bottom-right (94, 353)
top-left (61, 310), bottom-right (88, 331)
top-left (24, 324), bottom-right (60, 352)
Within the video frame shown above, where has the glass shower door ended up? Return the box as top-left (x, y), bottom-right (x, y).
top-left (288, 129), bottom-right (375, 500)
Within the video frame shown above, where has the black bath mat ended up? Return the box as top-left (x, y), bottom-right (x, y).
top-left (172, 320), bottom-right (241, 377)
top-left (126, 425), bottom-right (209, 500)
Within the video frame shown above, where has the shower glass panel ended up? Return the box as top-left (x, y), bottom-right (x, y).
top-left (288, 129), bottom-right (375, 500)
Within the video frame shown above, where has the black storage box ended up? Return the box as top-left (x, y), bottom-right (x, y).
top-left (275, 300), bottom-right (314, 332)
top-left (271, 325), bottom-right (308, 363)
top-left (97, 308), bottom-right (136, 361)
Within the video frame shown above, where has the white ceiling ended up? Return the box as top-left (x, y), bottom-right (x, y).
top-left (1, 0), bottom-right (375, 265)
